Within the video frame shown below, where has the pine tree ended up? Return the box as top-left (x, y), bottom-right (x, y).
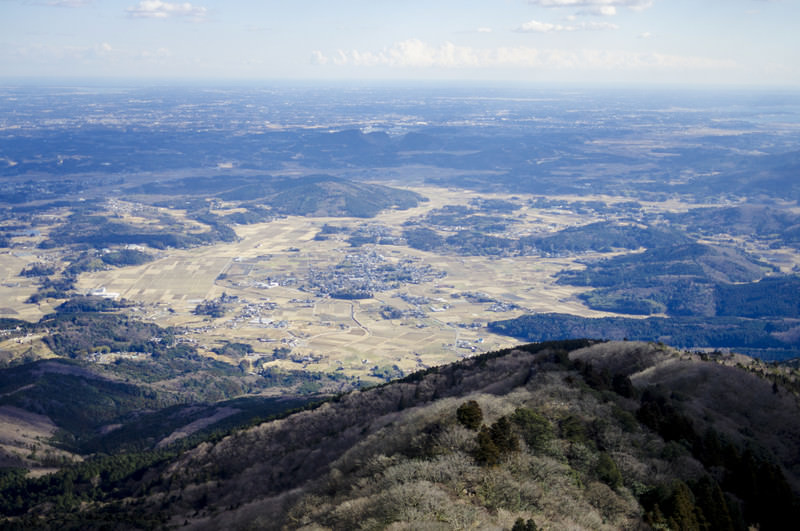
top-left (475, 426), bottom-right (500, 466)
top-left (456, 400), bottom-right (483, 430)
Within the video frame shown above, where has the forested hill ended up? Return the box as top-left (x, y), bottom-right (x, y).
top-left (2, 340), bottom-right (799, 530)
top-left (489, 312), bottom-right (800, 361)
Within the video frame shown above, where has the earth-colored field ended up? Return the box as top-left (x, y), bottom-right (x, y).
top-left (8, 185), bottom-right (792, 381)
top-left (0, 251), bottom-right (60, 321)
top-left (61, 186), bottom-right (631, 378)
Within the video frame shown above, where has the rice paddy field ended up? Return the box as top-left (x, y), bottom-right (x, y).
top-left (49, 186), bottom-right (633, 378)
top-left (5, 185), bottom-right (795, 380)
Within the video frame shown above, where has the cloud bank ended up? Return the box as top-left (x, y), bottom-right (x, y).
top-left (528, 0), bottom-right (654, 13)
top-left (43, 0), bottom-right (93, 7)
top-left (313, 39), bottom-right (735, 72)
top-left (516, 19), bottom-right (619, 32)
top-left (127, 1), bottom-right (207, 20)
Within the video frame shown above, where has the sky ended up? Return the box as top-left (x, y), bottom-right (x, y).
top-left (1, 0), bottom-right (798, 86)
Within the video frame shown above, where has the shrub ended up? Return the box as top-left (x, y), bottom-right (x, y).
top-left (511, 407), bottom-right (553, 451)
top-left (456, 400), bottom-right (483, 431)
top-left (512, 517), bottom-right (538, 531)
top-left (596, 452), bottom-right (623, 489)
top-left (612, 373), bottom-right (637, 399)
top-left (475, 426), bottom-right (500, 466)
top-left (20, 263), bottom-right (56, 277)
top-left (474, 416), bottom-right (520, 466)
top-left (489, 416), bottom-right (519, 453)
top-left (560, 415), bottom-right (590, 446)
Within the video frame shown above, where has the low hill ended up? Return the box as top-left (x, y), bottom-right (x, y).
top-left (3, 340), bottom-right (799, 530)
top-left (0, 307), bottom-right (347, 456)
top-left (132, 174), bottom-right (425, 218)
top-left (522, 222), bottom-right (689, 255)
top-left (263, 175), bottom-right (423, 218)
top-left (489, 313), bottom-right (800, 360)
top-left (667, 204), bottom-right (800, 245)
top-left (557, 243), bottom-right (779, 316)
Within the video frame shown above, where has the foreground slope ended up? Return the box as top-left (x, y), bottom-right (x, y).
top-left (3, 340), bottom-right (800, 530)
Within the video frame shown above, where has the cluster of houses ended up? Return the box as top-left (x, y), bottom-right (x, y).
top-left (305, 249), bottom-right (446, 298)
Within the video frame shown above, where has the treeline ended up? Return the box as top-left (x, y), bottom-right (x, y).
top-left (529, 222), bottom-right (686, 255)
top-left (666, 204), bottom-right (800, 247)
top-left (403, 221), bottom-right (688, 257)
top-left (572, 272), bottom-right (800, 319)
top-left (573, 357), bottom-right (799, 530)
top-left (81, 395), bottom-right (320, 455)
top-left (53, 295), bottom-right (129, 314)
top-left (715, 276), bottom-right (800, 318)
top-left (39, 212), bottom-right (236, 251)
top-left (0, 389), bottom-right (335, 525)
top-left (19, 263), bottom-right (56, 277)
top-left (0, 359), bottom-right (169, 448)
top-left (556, 242), bottom-right (792, 318)
top-left (0, 427), bottom-right (232, 527)
top-left (99, 248), bottom-right (153, 267)
top-left (558, 242), bottom-right (767, 289)
top-left (40, 312), bottom-right (178, 358)
top-left (138, 174), bottom-right (424, 218)
top-left (25, 277), bottom-right (76, 303)
top-left (24, 249), bottom-right (152, 303)
top-left (193, 292), bottom-right (239, 318)
top-left (489, 313), bottom-right (800, 360)
top-left (414, 204), bottom-right (516, 233)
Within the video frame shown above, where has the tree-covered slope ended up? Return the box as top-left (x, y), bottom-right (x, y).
top-left (4, 340), bottom-right (798, 530)
top-left (489, 312), bottom-right (800, 360)
top-left (555, 243), bottom-right (788, 317)
top-left (132, 174), bottom-right (425, 218)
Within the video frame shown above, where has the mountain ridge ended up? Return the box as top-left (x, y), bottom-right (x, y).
top-left (4, 339), bottom-right (798, 530)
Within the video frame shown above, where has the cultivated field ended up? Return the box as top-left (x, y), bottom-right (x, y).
top-left (7, 185), bottom-right (790, 381)
top-left (0, 251), bottom-right (59, 321)
top-left (65, 186), bottom-right (638, 379)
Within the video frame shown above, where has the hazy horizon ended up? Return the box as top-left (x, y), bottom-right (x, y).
top-left (2, 0), bottom-right (798, 87)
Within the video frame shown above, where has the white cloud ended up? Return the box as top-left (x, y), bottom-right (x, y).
top-left (7, 41), bottom-right (169, 64)
top-left (127, 1), bottom-right (207, 20)
top-left (638, 31), bottom-right (652, 39)
top-left (477, 27), bottom-right (493, 33)
top-left (43, 0), bottom-right (93, 6)
top-left (528, 0), bottom-right (653, 13)
top-left (316, 39), bottom-right (736, 72)
top-left (583, 21), bottom-right (619, 30)
top-left (516, 19), bottom-right (619, 32)
top-left (518, 20), bottom-right (563, 33)
top-left (139, 47), bottom-right (172, 60)
top-left (310, 50), bottom-right (329, 65)
top-left (578, 6), bottom-right (617, 16)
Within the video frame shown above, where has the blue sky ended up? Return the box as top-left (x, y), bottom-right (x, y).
top-left (1, 0), bottom-right (798, 86)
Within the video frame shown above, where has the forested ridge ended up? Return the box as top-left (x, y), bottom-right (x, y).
top-left (1, 340), bottom-right (798, 530)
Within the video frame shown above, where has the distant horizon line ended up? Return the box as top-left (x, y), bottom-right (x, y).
top-left (1, 76), bottom-right (798, 93)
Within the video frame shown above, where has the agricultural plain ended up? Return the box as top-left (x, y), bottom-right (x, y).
top-left (58, 186), bottom-right (684, 379)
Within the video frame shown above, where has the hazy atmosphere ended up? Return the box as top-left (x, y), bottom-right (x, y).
top-left (2, 0), bottom-right (799, 85)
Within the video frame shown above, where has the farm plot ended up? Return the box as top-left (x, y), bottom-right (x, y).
top-left (73, 186), bottom-right (646, 380)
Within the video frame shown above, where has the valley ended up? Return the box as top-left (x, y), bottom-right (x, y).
top-left (7, 182), bottom-right (793, 384)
